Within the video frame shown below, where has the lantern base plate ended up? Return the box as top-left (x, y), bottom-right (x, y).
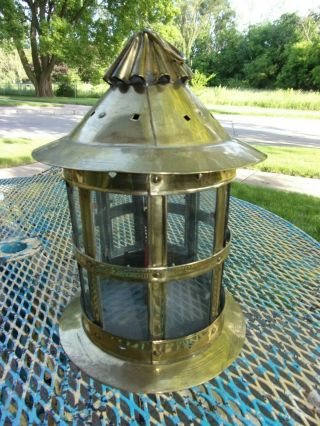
top-left (59, 290), bottom-right (245, 393)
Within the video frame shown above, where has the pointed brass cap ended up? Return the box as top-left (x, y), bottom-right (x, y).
top-left (104, 29), bottom-right (192, 85)
top-left (32, 31), bottom-right (266, 173)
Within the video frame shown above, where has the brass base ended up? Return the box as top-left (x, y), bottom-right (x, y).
top-left (59, 291), bottom-right (245, 393)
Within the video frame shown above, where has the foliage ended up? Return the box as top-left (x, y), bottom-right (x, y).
top-left (192, 9), bottom-right (320, 90)
top-left (174, 0), bottom-right (229, 61)
top-left (55, 82), bottom-right (75, 97)
top-left (0, 43), bottom-right (27, 83)
top-left (0, 0), bottom-right (175, 96)
top-left (190, 69), bottom-right (215, 90)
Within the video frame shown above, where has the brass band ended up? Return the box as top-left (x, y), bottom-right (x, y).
top-left (63, 168), bottom-right (236, 195)
top-left (74, 237), bottom-right (230, 283)
top-left (82, 304), bottom-right (225, 364)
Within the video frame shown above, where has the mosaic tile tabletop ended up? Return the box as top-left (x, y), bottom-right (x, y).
top-left (0, 169), bottom-right (319, 425)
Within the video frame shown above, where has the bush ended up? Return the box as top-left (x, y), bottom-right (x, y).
top-left (191, 69), bottom-right (215, 91)
top-left (55, 82), bottom-right (75, 97)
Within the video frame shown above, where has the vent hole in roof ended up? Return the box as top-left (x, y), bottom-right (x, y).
top-left (98, 112), bottom-right (106, 118)
top-left (184, 115), bottom-right (191, 121)
top-left (131, 113), bottom-right (140, 121)
top-left (90, 111), bottom-right (95, 117)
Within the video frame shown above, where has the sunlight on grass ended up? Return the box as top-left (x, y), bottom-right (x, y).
top-left (0, 137), bottom-right (51, 168)
top-left (231, 182), bottom-right (320, 241)
top-left (248, 146), bottom-right (320, 178)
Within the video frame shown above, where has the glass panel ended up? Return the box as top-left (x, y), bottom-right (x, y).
top-left (66, 184), bottom-right (84, 251)
top-left (99, 278), bottom-right (149, 340)
top-left (165, 272), bottom-right (213, 339)
top-left (167, 189), bottom-right (216, 264)
top-left (92, 192), bottom-right (147, 266)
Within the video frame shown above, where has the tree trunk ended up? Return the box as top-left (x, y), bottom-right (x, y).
top-left (34, 74), bottom-right (54, 97)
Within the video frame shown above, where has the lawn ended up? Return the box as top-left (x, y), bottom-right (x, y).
top-left (231, 182), bottom-right (320, 241)
top-left (0, 137), bottom-right (50, 168)
top-left (248, 146), bottom-right (320, 178)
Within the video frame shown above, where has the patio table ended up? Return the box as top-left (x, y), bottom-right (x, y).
top-left (0, 169), bottom-right (319, 425)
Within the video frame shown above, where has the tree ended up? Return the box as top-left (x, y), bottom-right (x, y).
top-left (0, 43), bottom-right (27, 83)
top-left (242, 13), bottom-right (301, 88)
top-left (174, 0), bottom-right (230, 63)
top-left (0, 1), bottom-right (175, 96)
top-left (191, 6), bottom-right (246, 86)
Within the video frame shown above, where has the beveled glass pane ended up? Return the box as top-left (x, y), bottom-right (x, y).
top-left (99, 278), bottom-right (149, 340)
top-left (165, 272), bottom-right (212, 339)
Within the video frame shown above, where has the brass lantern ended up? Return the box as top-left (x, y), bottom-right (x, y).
top-left (32, 30), bottom-right (266, 393)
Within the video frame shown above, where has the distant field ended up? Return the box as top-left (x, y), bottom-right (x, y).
top-left (198, 87), bottom-right (320, 111)
top-left (1, 84), bottom-right (320, 111)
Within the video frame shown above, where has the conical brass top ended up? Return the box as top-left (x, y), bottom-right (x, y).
top-left (104, 29), bottom-right (192, 85)
top-left (32, 30), bottom-right (266, 173)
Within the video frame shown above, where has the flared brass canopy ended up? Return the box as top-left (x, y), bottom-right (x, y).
top-left (33, 30), bottom-right (265, 173)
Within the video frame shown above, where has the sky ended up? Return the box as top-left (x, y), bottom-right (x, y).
top-left (229, 0), bottom-right (320, 29)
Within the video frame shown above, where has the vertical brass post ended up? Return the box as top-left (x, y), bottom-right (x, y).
top-left (79, 188), bottom-right (102, 324)
top-left (147, 194), bottom-right (167, 340)
top-left (210, 185), bottom-right (228, 320)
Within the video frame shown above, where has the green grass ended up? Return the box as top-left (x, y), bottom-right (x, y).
top-left (209, 106), bottom-right (320, 120)
top-left (231, 182), bottom-right (320, 241)
top-left (248, 146), bottom-right (320, 178)
top-left (0, 137), bottom-right (50, 168)
top-left (198, 87), bottom-right (320, 111)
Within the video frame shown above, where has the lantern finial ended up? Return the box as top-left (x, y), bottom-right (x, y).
top-left (103, 29), bottom-right (193, 85)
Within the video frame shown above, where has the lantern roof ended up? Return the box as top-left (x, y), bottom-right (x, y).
top-left (32, 30), bottom-right (266, 174)
top-left (103, 29), bottom-right (193, 85)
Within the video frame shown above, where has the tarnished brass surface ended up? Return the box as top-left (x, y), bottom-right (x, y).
top-left (63, 168), bottom-right (236, 195)
top-left (74, 239), bottom-right (230, 282)
top-left (59, 290), bottom-right (245, 393)
top-left (104, 30), bottom-right (192, 85)
top-left (82, 304), bottom-right (224, 364)
top-left (33, 83), bottom-right (266, 173)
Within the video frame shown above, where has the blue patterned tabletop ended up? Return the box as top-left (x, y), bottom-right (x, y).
top-left (0, 169), bottom-right (319, 425)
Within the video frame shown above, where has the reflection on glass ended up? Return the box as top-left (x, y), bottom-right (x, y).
top-left (165, 272), bottom-right (212, 339)
top-left (99, 278), bottom-right (149, 340)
